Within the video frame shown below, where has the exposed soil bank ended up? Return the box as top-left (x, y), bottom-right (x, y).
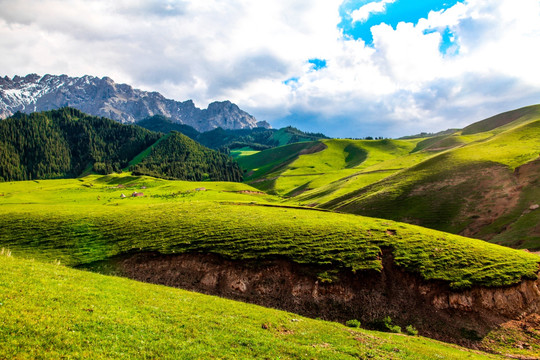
top-left (84, 250), bottom-right (540, 347)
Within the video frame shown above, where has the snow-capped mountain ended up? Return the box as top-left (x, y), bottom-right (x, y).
top-left (0, 74), bottom-right (270, 132)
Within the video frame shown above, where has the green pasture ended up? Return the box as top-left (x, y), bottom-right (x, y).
top-left (0, 174), bottom-right (538, 289)
top-left (0, 255), bottom-right (501, 359)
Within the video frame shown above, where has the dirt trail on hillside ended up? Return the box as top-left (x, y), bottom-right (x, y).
top-left (85, 250), bottom-right (540, 351)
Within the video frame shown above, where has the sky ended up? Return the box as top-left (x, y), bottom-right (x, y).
top-left (1, 0), bottom-right (540, 138)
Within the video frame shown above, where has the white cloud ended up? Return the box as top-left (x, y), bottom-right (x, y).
top-left (0, 0), bottom-right (540, 137)
top-left (351, 0), bottom-right (396, 23)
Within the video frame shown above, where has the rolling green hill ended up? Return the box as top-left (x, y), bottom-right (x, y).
top-left (319, 106), bottom-right (540, 249)
top-left (0, 173), bottom-right (539, 358)
top-left (239, 138), bottom-right (432, 198)
top-left (0, 108), bottom-right (242, 182)
top-left (0, 254), bottom-right (501, 360)
top-left (238, 104), bottom-right (540, 249)
top-left (0, 174), bottom-right (537, 290)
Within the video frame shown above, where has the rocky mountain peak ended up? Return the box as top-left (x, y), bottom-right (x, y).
top-left (0, 74), bottom-right (271, 132)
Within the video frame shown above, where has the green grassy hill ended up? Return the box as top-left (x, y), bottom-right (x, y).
top-left (0, 174), bottom-right (537, 289)
top-left (237, 104), bottom-right (540, 249)
top-left (0, 254), bottom-right (501, 360)
top-left (319, 106), bottom-right (540, 249)
top-left (239, 138), bottom-right (434, 199)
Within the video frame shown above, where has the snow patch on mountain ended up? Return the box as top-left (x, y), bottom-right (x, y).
top-left (0, 74), bottom-right (270, 132)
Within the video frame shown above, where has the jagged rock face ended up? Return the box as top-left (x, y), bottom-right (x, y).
top-left (0, 74), bottom-right (270, 132)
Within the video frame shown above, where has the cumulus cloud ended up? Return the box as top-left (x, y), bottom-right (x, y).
top-left (351, 0), bottom-right (396, 23)
top-left (0, 0), bottom-right (539, 137)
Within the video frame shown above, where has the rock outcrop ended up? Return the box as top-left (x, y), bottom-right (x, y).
top-left (0, 74), bottom-right (269, 132)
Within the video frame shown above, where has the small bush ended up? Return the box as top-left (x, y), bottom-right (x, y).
top-left (387, 324), bottom-right (401, 333)
top-left (372, 316), bottom-right (401, 333)
top-left (405, 325), bottom-right (418, 336)
top-left (346, 319), bottom-right (361, 328)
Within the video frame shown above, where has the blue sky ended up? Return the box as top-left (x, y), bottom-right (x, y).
top-left (339, 0), bottom-right (462, 44)
top-left (1, 0), bottom-right (540, 138)
top-left (337, 0), bottom-right (462, 57)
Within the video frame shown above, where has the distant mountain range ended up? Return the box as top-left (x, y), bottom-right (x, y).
top-left (0, 74), bottom-right (270, 132)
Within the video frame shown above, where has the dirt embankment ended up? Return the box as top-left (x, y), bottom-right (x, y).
top-left (84, 250), bottom-right (540, 348)
top-left (459, 158), bottom-right (540, 240)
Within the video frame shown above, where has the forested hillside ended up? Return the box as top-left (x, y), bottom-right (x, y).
top-left (131, 131), bottom-right (243, 181)
top-left (0, 108), bottom-right (159, 180)
top-left (137, 115), bottom-right (328, 152)
top-left (0, 108), bottom-right (242, 182)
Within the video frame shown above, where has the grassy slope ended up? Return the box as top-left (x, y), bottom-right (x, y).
top-left (0, 255), bottom-right (500, 360)
top-left (237, 141), bottom-right (321, 191)
top-left (230, 147), bottom-right (260, 158)
top-left (239, 138), bottom-right (450, 206)
top-left (239, 105), bottom-right (540, 207)
top-left (0, 174), bottom-right (538, 290)
top-left (291, 139), bottom-right (435, 204)
top-left (234, 105), bottom-right (540, 248)
top-left (322, 113), bottom-right (540, 247)
top-left (461, 104), bottom-right (540, 135)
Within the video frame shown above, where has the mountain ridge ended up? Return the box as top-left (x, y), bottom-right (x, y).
top-left (0, 73), bottom-right (270, 132)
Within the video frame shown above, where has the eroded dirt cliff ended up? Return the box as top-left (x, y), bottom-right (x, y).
top-left (83, 250), bottom-right (540, 348)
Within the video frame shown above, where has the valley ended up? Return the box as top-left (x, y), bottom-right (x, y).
top-left (1, 105), bottom-right (540, 359)
top-left (241, 105), bottom-right (540, 250)
top-left (2, 1), bottom-right (539, 358)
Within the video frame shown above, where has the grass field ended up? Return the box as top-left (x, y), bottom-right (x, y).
top-left (0, 174), bottom-right (538, 290)
top-left (240, 138), bottom-right (432, 199)
top-left (318, 111), bottom-right (540, 248)
top-left (0, 254), bottom-right (502, 359)
top-left (230, 146), bottom-right (260, 158)
top-left (234, 105), bottom-right (540, 248)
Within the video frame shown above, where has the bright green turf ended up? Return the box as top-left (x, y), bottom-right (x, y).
top-left (0, 174), bottom-right (538, 289)
top-left (238, 105), bottom-right (540, 215)
top-left (230, 147), bottom-right (260, 158)
top-left (318, 115), bottom-right (540, 243)
top-left (237, 141), bottom-right (320, 182)
top-left (240, 138), bottom-right (430, 200)
top-left (0, 254), bottom-right (500, 359)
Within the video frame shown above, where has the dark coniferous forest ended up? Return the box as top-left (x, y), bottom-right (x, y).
top-left (0, 108), bottom-right (242, 182)
top-left (131, 131), bottom-right (243, 181)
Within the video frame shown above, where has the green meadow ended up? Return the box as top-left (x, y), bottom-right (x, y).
top-left (1, 105), bottom-right (540, 359)
top-left (237, 104), bottom-right (540, 248)
top-left (0, 254), bottom-right (501, 359)
top-left (0, 174), bottom-right (538, 290)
